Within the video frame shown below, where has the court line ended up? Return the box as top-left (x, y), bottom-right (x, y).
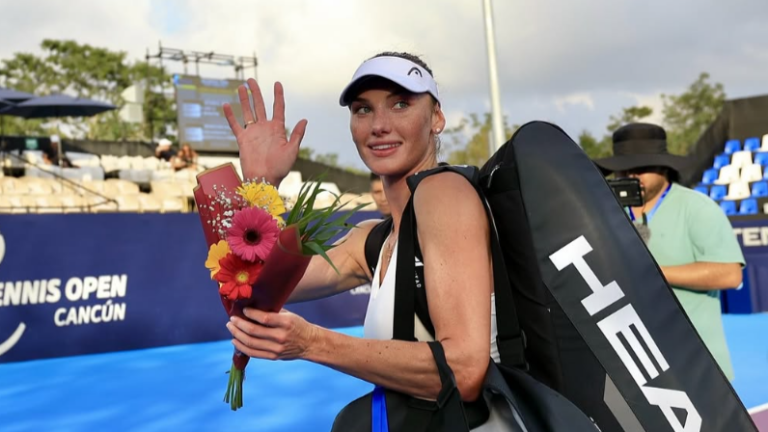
top-left (748, 402), bottom-right (768, 414)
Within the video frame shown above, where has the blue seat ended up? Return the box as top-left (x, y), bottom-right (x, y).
top-left (694, 185), bottom-right (709, 195)
top-left (745, 137), bottom-right (761, 152)
top-left (754, 152), bottom-right (768, 166)
top-left (710, 184), bottom-right (727, 201)
top-left (752, 181), bottom-right (768, 197)
top-left (720, 200), bottom-right (737, 215)
top-left (714, 153), bottom-right (731, 169)
top-left (702, 168), bottom-right (719, 185)
top-left (739, 198), bottom-right (758, 215)
top-left (725, 139), bottom-right (741, 154)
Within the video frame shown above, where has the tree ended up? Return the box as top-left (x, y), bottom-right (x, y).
top-left (314, 152), bottom-right (339, 167)
top-left (606, 106), bottom-right (653, 133)
top-left (444, 112), bottom-right (517, 166)
top-left (578, 130), bottom-right (611, 159)
top-left (579, 105), bottom-right (653, 159)
top-left (298, 147), bottom-right (314, 160)
top-left (0, 39), bottom-right (175, 141)
top-left (661, 72), bottom-right (725, 155)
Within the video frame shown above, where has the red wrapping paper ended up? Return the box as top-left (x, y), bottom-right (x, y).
top-left (237, 224), bottom-right (311, 313)
top-left (193, 163), bottom-right (311, 317)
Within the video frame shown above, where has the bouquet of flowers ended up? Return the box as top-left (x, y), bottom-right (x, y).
top-left (193, 163), bottom-right (366, 410)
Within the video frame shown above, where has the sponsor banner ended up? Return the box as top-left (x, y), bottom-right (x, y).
top-left (0, 212), bottom-right (380, 363)
top-left (728, 220), bottom-right (768, 313)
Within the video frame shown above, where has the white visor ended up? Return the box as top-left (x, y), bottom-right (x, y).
top-left (339, 56), bottom-right (440, 106)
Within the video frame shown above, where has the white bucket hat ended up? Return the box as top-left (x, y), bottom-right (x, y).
top-left (339, 56), bottom-right (440, 107)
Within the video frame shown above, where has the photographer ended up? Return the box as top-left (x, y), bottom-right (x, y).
top-left (594, 122), bottom-right (745, 381)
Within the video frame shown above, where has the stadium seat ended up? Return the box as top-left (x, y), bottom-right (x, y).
top-left (713, 154), bottom-right (731, 169)
top-left (0, 177), bottom-right (28, 195)
top-left (754, 152), bottom-right (768, 166)
top-left (694, 185), bottom-right (709, 195)
top-left (339, 193), bottom-right (376, 211)
top-left (0, 196), bottom-right (28, 214)
top-left (714, 165), bottom-right (740, 185)
top-left (725, 181), bottom-right (751, 201)
top-left (744, 137), bottom-right (761, 152)
top-left (138, 195), bottom-right (162, 213)
top-left (720, 200), bottom-right (737, 215)
top-left (751, 181), bottom-right (768, 197)
top-left (21, 178), bottom-right (54, 195)
top-left (725, 139), bottom-right (741, 154)
top-left (86, 195), bottom-right (118, 213)
top-left (709, 184), bottom-right (727, 201)
top-left (106, 179), bottom-right (140, 195)
top-left (114, 196), bottom-right (141, 212)
top-left (762, 134), bottom-right (768, 151)
top-left (731, 151), bottom-right (753, 168)
top-left (158, 196), bottom-right (186, 213)
top-left (702, 168), bottom-right (719, 185)
top-left (741, 164), bottom-right (763, 183)
top-left (33, 196), bottom-right (62, 214)
top-left (739, 198), bottom-right (758, 215)
top-left (60, 195), bottom-right (86, 214)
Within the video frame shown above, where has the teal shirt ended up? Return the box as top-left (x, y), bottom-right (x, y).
top-left (642, 183), bottom-right (745, 381)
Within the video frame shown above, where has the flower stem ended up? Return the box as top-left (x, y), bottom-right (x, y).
top-left (224, 362), bottom-right (244, 411)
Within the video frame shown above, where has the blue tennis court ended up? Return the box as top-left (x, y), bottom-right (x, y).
top-left (1, 316), bottom-right (767, 431)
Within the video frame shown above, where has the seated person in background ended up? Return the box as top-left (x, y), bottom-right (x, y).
top-left (173, 143), bottom-right (199, 171)
top-left (43, 135), bottom-right (74, 168)
top-left (155, 138), bottom-right (176, 162)
top-left (370, 172), bottom-right (391, 218)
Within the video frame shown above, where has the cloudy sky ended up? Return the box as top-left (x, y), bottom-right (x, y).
top-left (2, 0), bottom-right (767, 169)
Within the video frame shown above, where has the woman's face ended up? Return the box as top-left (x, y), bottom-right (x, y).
top-left (349, 79), bottom-right (445, 178)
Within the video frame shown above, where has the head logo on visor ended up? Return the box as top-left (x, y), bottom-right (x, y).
top-left (339, 56), bottom-right (440, 106)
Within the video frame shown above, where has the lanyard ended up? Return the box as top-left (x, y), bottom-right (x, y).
top-left (630, 183), bottom-right (672, 223)
top-left (372, 386), bottom-right (389, 432)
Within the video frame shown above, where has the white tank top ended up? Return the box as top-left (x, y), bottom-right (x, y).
top-left (362, 237), bottom-right (520, 431)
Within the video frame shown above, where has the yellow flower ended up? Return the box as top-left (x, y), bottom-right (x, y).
top-left (237, 182), bottom-right (287, 219)
top-left (205, 240), bottom-right (231, 279)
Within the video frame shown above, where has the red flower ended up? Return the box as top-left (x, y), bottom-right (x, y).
top-left (215, 253), bottom-right (263, 301)
top-left (226, 207), bottom-right (280, 262)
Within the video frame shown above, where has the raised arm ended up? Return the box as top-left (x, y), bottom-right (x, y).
top-left (223, 78), bottom-right (372, 302)
top-left (223, 78), bottom-right (307, 187)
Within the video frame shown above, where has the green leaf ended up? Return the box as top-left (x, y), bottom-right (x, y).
top-left (305, 241), bottom-right (340, 275)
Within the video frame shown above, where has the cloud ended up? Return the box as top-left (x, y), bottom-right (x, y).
top-left (2, 0), bottom-right (768, 169)
top-left (618, 92), bottom-right (666, 126)
top-left (554, 93), bottom-right (595, 113)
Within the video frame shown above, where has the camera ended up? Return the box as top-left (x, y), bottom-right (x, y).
top-left (607, 178), bottom-right (643, 207)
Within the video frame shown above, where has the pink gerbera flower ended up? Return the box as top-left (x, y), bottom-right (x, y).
top-left (226, 207), bottom-right (280, 262)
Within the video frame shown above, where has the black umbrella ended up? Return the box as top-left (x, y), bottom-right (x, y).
top-left (0, 94), bottom-right (116, 118)
top-left (0, 94), bottom-right (116, 169)
top-left (0, 97), bottom-right (17, 154)
top-left (0, 97), bottom-right (14, 109)
top-left (0, 87), bottom-right (35, 103)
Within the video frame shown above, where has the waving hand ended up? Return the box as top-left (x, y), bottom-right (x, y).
top-left (223, 79), bottom-right (308, 186)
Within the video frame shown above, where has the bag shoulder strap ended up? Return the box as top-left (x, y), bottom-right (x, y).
top-left (364, 217), bottom-right (393, 275)
top-left (395, 165), bottom-right (528, 369)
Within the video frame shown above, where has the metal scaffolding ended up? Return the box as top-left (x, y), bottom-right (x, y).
top-left (145, 41), bottom-right (258, 80)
